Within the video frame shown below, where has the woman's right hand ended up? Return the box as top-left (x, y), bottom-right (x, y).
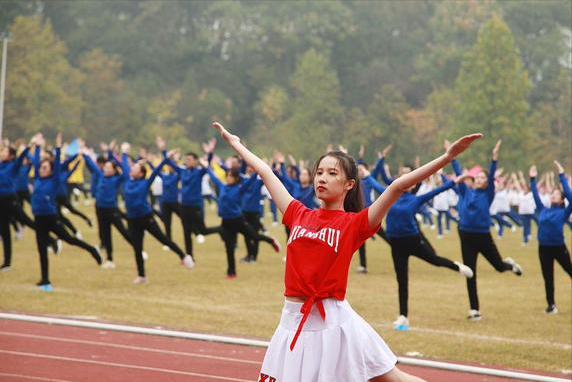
top-left (212, 122), bottom-right (240, 145)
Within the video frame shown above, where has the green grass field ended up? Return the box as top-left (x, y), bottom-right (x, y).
top-left (1, 201), bottom-right (571, 375)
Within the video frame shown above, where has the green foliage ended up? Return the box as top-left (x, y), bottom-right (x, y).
top-left (414, 0), bottom-right (498, 92)
top-left (454, 14), bottom-right (532, 168)
top-left (276, 48), bottom-right (343, 159)
top-left (78, 48), bottom-right (125, 144)
top-left (528, 68), bottom-right (572, 171)
top-left (4, 15), bottom-right (83, 139)
top-left (1, 1), bottom-right (570, 168)
top-left (366, 85), bottom-right (416, 166)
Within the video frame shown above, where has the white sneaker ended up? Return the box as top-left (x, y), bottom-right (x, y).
top-left (196, 234), bottom-right (205, 244)
top-left (49, 239), bottom-right (63, 255)
top-left (454, 261), bottom-right (474, 278)
top-left (182, 255), bottom-right (195, 269)
top-left (271, 221), bottom-right (279, 227)
top-left (545, 305), bottom-right (558, 314)
top-left (356, 266), bottom-right (368, 274)
top-left (430, 224), bottom-right (436, 230)
top-left (505, 257), bottom-right (523, 276)
top-left (162, 245), bottom-right (170, 251)
top-left (142, 251), bottom-right (149, 261)
top-left (393, 315), bottom-right (409, 330)
top-left (75, 231), bottom-right (83, 240)
top-left (437, 235), bottom-right (443, 239)
top-left (467, 309), bottom-right (481, 321)
top-left (101, 261), bottom-right (116, 269)
top-left (133, 276), bottom-right (147, 284)
top-left (511, 226), bottom-right (517, 233)
top-left (14, 228), bottom-right (24, 240)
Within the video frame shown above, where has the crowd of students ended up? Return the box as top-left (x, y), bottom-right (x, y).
top-left (0, 133), bottom-right (570, 320)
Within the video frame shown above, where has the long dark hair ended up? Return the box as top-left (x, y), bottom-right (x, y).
top-left (312, 151), bottom-right (364, 212)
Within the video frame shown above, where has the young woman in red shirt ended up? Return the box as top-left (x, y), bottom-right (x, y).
top-left (212, 121), bottom-right (480, 382)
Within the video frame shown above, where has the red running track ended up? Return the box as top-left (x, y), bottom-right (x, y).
top-left (0, 318), bottom-right (564, 382)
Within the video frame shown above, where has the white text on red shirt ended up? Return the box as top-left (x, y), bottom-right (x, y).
top-left (287, 225), bottom-right (341, 253)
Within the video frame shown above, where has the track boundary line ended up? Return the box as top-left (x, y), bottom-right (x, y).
top-left (1, 312), bottom-right (570, 382)
top-left (0, 331), bottom-right (261, 365)
top-left (1, 282), bottom-right (568, 350)
top-left (0, 373), bottom-right (77, 382)
top-left (0, 350), bottom-right (252, 382)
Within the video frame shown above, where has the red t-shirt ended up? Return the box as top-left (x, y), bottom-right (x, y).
top-left (282, 200), bottom-right (380, 350)
top-left (283, 199), bottom-right (380, 299)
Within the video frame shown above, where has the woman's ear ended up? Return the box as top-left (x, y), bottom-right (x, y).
top-left (344, 179), bottom-right (356, 191)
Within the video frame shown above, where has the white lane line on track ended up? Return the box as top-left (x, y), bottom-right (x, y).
top-left (0, 350), bottom-right (253, 382)
top-left (372, 322), bottom-right (572, 350)
top-left (2, 281), bottom-right (569, 350)
top-left (0, 373), bottom-right (76, 382)
top-left (0, 331), bottom-right (261, 365)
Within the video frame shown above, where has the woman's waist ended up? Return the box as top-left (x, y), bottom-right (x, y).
top-left (279, 297), bottom-right (351, 331)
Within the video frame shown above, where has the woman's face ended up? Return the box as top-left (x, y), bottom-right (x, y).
top-left (130, 163), bottom-right (143, 179)
top-left (474, 172), bottom-right (488, 189)
top-left (299, 169), bottom-right (311, 185)
top-left (314, 156), bottom-right (353, 202)
top-left (226, 173), bottom-right (239, 185)
top-left (39, 160), bottom-right (52, 178)
top-left (551, 189), bottom-right (564, 205)
top-left (0, 147), bottom-right (10, 161)
top-left (185, 155), bottom-right (197, 168)
top-left (103, 162), bottom-right (116, 176)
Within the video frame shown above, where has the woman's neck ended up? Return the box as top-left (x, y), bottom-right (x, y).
top-left (320, 199), bottom-right (345, 211)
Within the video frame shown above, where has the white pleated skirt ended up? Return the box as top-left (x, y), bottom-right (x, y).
top-left (259, 299), bottom-right (397, 382)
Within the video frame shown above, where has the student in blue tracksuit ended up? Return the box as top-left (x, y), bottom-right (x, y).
top-left (55, 154), bottom-right (93, 237)
top-left (530, 162), bottom-right (572, 314)
top-left (85, 144), bottom-right (107, 250)
top-left (240, 166), bottom-right (267, 263)
top-left (30, 133), bottom-right (102, 290)
top-left (385, 173), bottom-right (474, 330)
top-left (120, 142), bottom-right (194, 284)
top-left (450, 140), bottom-right (522, 320)
top-left (203, 159), bottom-right (280, 278)
top-left (1, 144), bottom-right (32, 269)
top-left (15, 155), bottom-right (32, 206)
top-left (356, 162), bottom-right (389, 273)
top-left (275, 154), bottom-right (317, 241)
top-left (154, 138), bottom-right (184, 243)
top-left (1, 142), bottom-right (62, 271)
top-left (167, 144), bottom-right (221, 259)
top-left (280, 163), bottom-right (318, 209)
top-left (373, 146), bottom-right (438, 255)
top-left (83, 148), bottom-right (133, 268)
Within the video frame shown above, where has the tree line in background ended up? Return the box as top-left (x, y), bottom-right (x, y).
top-left (1, 0), bottom-right (570, 171)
